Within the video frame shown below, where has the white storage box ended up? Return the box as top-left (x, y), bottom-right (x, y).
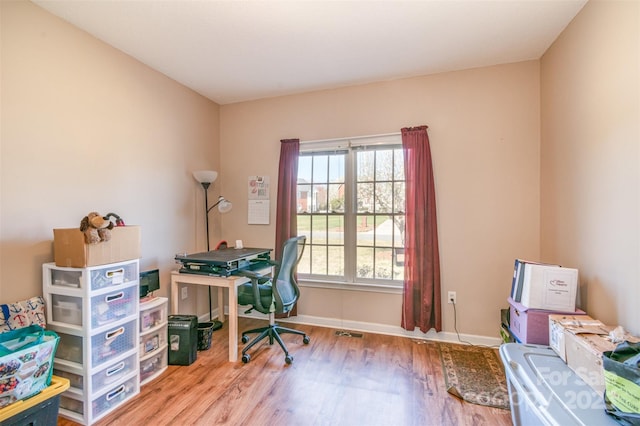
top-left (499, 343), bottom-right (618, 425)
top-left (520, 264), bottom-right (578, 311)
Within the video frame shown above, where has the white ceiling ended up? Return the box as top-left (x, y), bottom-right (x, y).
top-left (33, 0), bottom-right (587, 105)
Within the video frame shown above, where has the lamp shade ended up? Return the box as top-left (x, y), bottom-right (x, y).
top-left (193, 170), bottom-right (218, 184)
top-left (217, 197), bottom-right (233, 214)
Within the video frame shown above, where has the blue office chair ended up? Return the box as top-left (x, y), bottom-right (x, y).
top-left (236, 236), bottom-right (310, 364)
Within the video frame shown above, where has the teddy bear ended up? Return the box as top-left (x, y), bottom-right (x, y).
top-left (80, 212), bottom-right (114, 244)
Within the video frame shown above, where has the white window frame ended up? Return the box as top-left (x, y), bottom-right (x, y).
top-left (297, 134), bottom-right (404, 292)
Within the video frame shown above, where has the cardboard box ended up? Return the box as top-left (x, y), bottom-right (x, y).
top-left (520, 264), bottom-right (578, 312)
top-left (548, 314), bottom-right (604, 361)
top-left (562, 325), bottom-right (640, 396)
top-left (565, 329), bottom-right (617, 396)
top-left (54, 226), bottom-right (141, 268)
top-left (508, 297), bottom-right (584, 345)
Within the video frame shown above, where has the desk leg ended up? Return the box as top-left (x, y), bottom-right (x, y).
top-left (228, 285), bottom-right (238, 362)
top-left (217, 287), bottom-right (225, 323)
top-left (170, 276), bottom-right (179, 314)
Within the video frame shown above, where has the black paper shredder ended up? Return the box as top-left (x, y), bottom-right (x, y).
top-left (168, 315), bottom-right (198, 365)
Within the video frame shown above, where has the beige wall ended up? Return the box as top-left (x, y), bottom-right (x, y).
top-left (540, 0), bottom-right (640, 334)
top-left (1, 1), bottom-right (220, 311)
top-left (220, 61), bottom-right (541, 337)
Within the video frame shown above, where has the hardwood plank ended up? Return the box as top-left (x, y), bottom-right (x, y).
top-left (56, 318), bottom-right (512, 426)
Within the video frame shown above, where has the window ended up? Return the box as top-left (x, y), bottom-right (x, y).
top-left (296, 136), bottom-right (405, 288)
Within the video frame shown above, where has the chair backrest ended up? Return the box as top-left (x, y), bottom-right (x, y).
top-left (272, 236), bottom-right (306, 314)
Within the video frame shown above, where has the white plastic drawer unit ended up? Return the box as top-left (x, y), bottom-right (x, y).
top-left (92, 375), bottom-right (139, 420)
top-left (91, 319), bottom-right (137, 368)
top-left (44, 260), bottom-right (139, 291)
top-left (140, 298), bottom-right (168, 333)
top-left (60, 394), bottom-right (84, 415)
top-left (140, 346), bottom-right (168, 384)
top-left (91, 352), bottom-right (138, 394)
top-left (140, 330), bottom-right (167, 356)
top-left (53, 366), bottom-right (84, 390)
top-left (90, 285), bottom-right (138, 328)
top-left (51, 294), bottom-right (83, 326)
top-left (55, 332), bottom-right (84, 365)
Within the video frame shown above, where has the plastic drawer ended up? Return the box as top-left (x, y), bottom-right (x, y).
top-left (90, 286), bottom-right (137, 328)
top-left (91, 375), bottom-right (139, 420)
top-left (140, 300), bottom-right (167, 333)
top-left (140, 330), bottom-right (167, 357)
top-left (90, 262), bottom-right (138, 291)
top-left (91, 353), bottom-right (137, 394)
top-left (140, 345), bottom-right (168, 384)
top-left (60, 394), bottom-right (83, 415)
top-left (90, 319), bottom-right (137, 368)
top-left (52, 368), bottom-right (83, 390)
top-left (48, 268), bottom-right (82, 289)
top-left (51, 294), bottom-right (83, 326)
top-left (55, 332), bottom-right (83, 365)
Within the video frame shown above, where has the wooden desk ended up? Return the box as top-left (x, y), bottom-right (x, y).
top-left (170, 270), bottom-right (257, 362)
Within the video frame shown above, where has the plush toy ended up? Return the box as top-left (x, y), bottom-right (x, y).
top-left (80, 212), bottom-right (114, 244)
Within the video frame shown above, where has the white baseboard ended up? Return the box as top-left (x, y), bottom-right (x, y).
top-left (202, 307), bottom-right (502, 347)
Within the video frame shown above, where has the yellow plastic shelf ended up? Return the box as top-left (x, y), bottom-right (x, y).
top-left (0, 375), bottom-right (70, 422)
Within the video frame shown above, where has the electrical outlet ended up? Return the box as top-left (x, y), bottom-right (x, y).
top-left (181, 286), bottom-right (188, 300)
top-left (448, 291), bottom-right (457, 304)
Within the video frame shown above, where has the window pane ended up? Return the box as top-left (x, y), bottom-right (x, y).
top-left (298, 247), bottom-right (310, 274)
top-left (312, 155), bottom-right (328, 182)
top-left (329, 155), bottom-right (345, 183)
top-left (328, 183), bottom-right (344, 212)
top-left (357, 182), bottom-right (374, 213)
top-left (393, 246), bottom-right (405, 280)
top-left (375, 248), bottom-right (393, 279)
top-left (394, 182), bottom-right (405, 213)
top-left (299, 155), bottom-right (312, 181)
top-left (375, 150), bottom-right (393, 181)
top-left (328, 215), bottom-right (344, 245)
top-left (297, 215), bottom-right (310, 235)
top-left (375, 216), bottom-right (392, 248)
top-left (310, 245), bottom-right (327, 275)
top-left (393, 216), bottom-right (405, 247)
top-left (375, 182), bottom-right (393, 213)
top-left (357, 150), bottom-right (374, 182)
top-left (356, 215), bottom-right (375, 247)
top-left (327, 246), bottom-right (344, 276)
top-left (393, 149), bottom-right (404, 180)
top-left (311, 215), bottom-right (327, 245)
top-left (311, 184), bottom-right (328, 213)
top-left (356, 246), bottom-right (374, 278)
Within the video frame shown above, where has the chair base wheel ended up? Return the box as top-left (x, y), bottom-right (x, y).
top-left (285, 355), bottom-right (293, 364)
top-left (303, 335), bottom-right (310, 344)
top-left (241, 335), bottom-right (250, 344)
top-left (242, 353), bottom-right (251, 363)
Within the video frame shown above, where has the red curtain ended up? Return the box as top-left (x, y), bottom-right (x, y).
top-left (275, 139), bottom-right (300, 258)
top-left (401, 126), bottom-right (442, 333)
top-left (275, 138), bottom-right (300, 317)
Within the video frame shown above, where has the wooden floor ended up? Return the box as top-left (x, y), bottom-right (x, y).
top-left (57, 317), bottom-right (512, 426)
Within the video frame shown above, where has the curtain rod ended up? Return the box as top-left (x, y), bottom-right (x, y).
top-left (301, 132), bottom-right (401, 145)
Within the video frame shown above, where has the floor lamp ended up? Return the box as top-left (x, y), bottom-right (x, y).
top-left (193, 170), bottom-right (233, 322)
